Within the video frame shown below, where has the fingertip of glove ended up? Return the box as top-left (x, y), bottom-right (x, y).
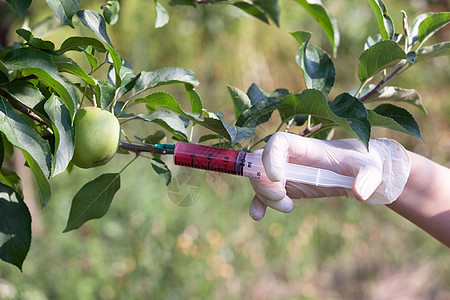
top-left (249, 196), bottom-right (267, 221)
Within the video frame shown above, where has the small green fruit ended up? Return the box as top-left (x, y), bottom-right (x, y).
top-left (72, 107), bottom-right (121, 168)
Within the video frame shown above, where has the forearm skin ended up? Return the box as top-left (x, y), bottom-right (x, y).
top-left (387, 151), bottom-right (450, 248)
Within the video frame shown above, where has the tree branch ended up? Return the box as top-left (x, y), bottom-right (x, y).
top-left (0, 89), bottom-right (47, 125)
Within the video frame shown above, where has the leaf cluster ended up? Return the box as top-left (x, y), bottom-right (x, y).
top-left (0, 0), bottom-right (449, 270)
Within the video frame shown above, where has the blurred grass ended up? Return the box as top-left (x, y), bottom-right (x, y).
top-left (1, 0), bottom-right (450, 299)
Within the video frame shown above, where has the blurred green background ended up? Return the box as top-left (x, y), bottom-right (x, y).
top-left (1, 0), bottom-right (450, 299)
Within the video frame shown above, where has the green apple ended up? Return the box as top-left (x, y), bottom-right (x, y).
top-left (72, 107), bottom-right (121, 168)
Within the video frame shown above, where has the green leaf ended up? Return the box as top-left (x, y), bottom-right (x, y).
top-left (102, 0), bottom-right (120, 25)
top-left (0, 168), bottom-right (23, 198)
top-left (198, 134), bottom-right (220, 143)
top-left (358, 40), bottom-right (406, 82)
top-left (232, 2), bottom-right (269, 24)
top-left (235, 99), bottom-right (281, 127)
top-left (292, 0), bottom-right (339, 56)
top-left (51, 55), bottom-right (97, 86)
top-left (417, 12), bottom-right (450, 45)
top-left (200, 112), bottom-right (256, 145)
top-left (16, 28), bottom-right (34, 41)
top-left (227, 85), bottom-right (251, 120)
top-left (0, 97), bottom-right (52, 207)
top-left (144, 130), bottom-right (166, 144)
top-left (137, 110), bottom-right (188, 141)
top-left (155, 0), bottom-right (170, 28)
top-left (135, 92), bottom-right (202, 121)
top-left (361, 86), bottom-right (427, 113)
top-left (185, 84), bottom-right (203, 116)
top-left (291, 31), bottom-right (335, 96)
top-left (167, 0), bottom-right (196, 6)
top-left (64, 173), bottom-right (121, 232)
top-left (328, 93), bottom-right (370, 147)
top-left (150, 158), bottom-right (171, 185)
top-left (83, 47), bottom-right (100, 68)
top-left (57, 36), bottom-right (107, 54)
top-left (45, 0), bottom-right (80, 27)
top-left (367, 0), bottom-right (394, 40)
top-left (0, 182), bottom-right (31, 271)
top-left (44, 94), bottom-right (74, 176)
top-left (364, 34), bottom-right (382, 50)
top-left (3, 48), bottom-right (78, 119)
top-left (368, 104), bottom-right (423, 141)
top-left (5, 0), bottom-right (32, 20)
top-left (77, 10), bottom-right (122, 87)
top-left (97, 80), bottom-right (116, 110)
top-left (278, 89), bottom-right (369, 148)
top-left (416, 42), bottom-right (450, 63)
top-left (252, 0), bottom-right (280, 26)
top-left (408, 13), bottom-right (431, 46)
top-left (1, 81), bottom-right (44, 109)
top-left (132, 67), bottom-right (199, 97)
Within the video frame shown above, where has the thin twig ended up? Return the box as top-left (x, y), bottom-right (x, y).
top-left (358, 64), bottom-right (405, 102)
top-left (195, 0), bottom-right (229, 3)
top-left (0, 89), bottom-right (47, 125)
top-left (299, 123), bottom-right (322, 137)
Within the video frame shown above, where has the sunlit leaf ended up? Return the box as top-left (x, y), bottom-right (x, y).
top-left (292, 0), bottom-right (339, 56)
top-left (291, 31), bottom-right (335, 96)
top-left (64, 173), bottom-right (121, 232)
top-left (102, 0), bottom-right (120, 25)
top-left (358, 40), bottom-right (406, 82)
top-left (361, 86), bottom-right (426, 113)
top-left (132, 67), bottom-right (199, 97)
top-left (57, 36), bottom-right (107, 54)
top-left (367, 0), bottom-right (394, 40)
top-left (416, 42), bottom-right (450, 63)
top-left (138, 110), bottom-right (188, 141)
top-left (77, 10), bottom-right (122, 87)
top-left (155, 0), bottom-right (169, 28)
top-left (185, 84), bottom-right (203, 116)
top-left (3, 48), bottom-right (78, 118)
top-left (227, 85), bottom-right (251, 120)
top-left (417, 12), bottom-right (450, 44)
top-left (52, 55), bottom-right (97, 86)
top-left (44, 94), bottom-right (74, 176)
top-left (45, 0), bottom-right (80, 27)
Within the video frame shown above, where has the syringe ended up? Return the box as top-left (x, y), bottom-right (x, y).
top-left (161, 142), bottom-right (355, 189)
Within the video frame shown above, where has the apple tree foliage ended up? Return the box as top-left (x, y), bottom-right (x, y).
top-left (0, 0), bottom-right (450, 270)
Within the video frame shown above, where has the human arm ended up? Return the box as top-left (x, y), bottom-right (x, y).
top-left (250, 132), bottom-right (450, 247)
top-left (387, 151), bottom-right (450, 247)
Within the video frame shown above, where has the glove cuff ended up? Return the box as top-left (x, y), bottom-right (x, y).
top-left (365, 139), bottom-right (411, 205)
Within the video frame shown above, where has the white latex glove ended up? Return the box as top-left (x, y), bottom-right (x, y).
top-left (249, 132), bottom-right (411, 221)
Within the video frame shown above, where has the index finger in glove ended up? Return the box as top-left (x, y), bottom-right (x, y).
top-left (263, 132), bottom-right (321, 182)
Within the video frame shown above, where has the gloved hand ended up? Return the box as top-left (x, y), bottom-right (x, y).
top-left (249, 132), bottom-right (411, 220)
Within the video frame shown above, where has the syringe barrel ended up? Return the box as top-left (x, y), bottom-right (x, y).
top-left (173, 142), bottom-right (354, 189)
top-left (173, 142), bottom-right (246, 175)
